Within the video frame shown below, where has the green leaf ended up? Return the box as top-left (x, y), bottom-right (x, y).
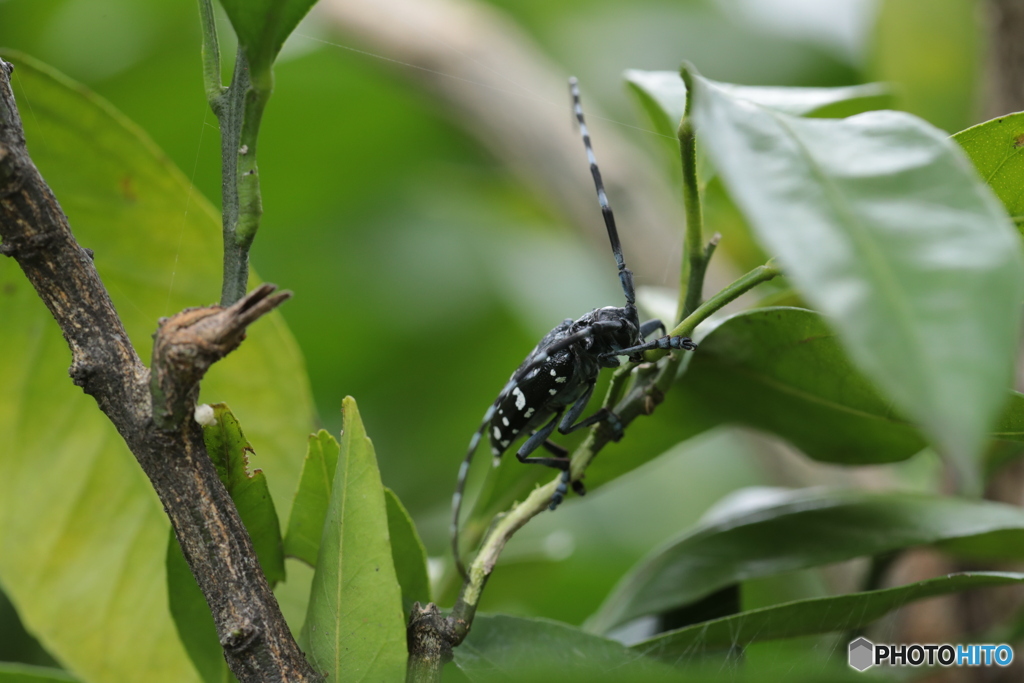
top-left (634, 572), bottom-right (1024, 659)
top-left (383, 487), bottom-right (431, 614)
top-left (454, 615), bottom-right (876, 683)
top-left (625, 69), bottom-right (891, 139)
top-left (0, 663), bottom-right (78, 683)
top-left (218, 0), bottom-right (319, 78)
top-left (954, 112), bottom-right (1024, 225)
top-left (283, 430), bottom-right (340, 567)
top-left (302, 397), bottom-right (406, 681)
top-left (454, 615), bottom-right (678, 683)
top-left (166, 535), bottom-right (234, 683)
top-left (0, 52), bottom-right (313, 683)
top-left (587, 488), bottom-right (1024, 633)
top-left (687, 71), bottom-right (1024, 493)
top-left (201, 404), bottom-right (285, 584)
top-left (282, 434), bottom-right (430, 614)
top-left (677, 307), bottom-right (926, 464)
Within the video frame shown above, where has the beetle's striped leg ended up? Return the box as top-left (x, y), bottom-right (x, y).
top-left (606, 335), bottom-right (697, 359)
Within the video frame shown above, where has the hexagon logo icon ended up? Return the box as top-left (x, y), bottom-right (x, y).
top-left (849, 637), bottom-right (874, 671)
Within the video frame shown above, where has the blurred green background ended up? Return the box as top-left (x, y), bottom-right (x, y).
top-left (0, 0), bottom-right (985, 669)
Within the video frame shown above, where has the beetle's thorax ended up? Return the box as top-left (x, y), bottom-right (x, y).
top-left (571, 304), bottom-right (640, 360)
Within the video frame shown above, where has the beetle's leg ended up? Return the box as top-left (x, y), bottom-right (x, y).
top-left (541, 439), bottom-right (568, 457)
top-left (606, 334), bottom-right (697, 360)
top-left (639, 318), bottom-right (665, 339)
top-left (516, 410), bottom-right (567, 465)
top-left (541, 438), bottom-right (587, 493)
top-left (558, 381), bottom-right (624, 443)
top-left (516, 412), bottom-right (589, 510)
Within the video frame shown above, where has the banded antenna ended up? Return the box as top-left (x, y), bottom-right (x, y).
top-left (569, 76), bottom-right (636, 308)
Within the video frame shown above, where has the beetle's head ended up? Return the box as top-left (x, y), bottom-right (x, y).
top-left (590, 306), bottom-right (639, 359)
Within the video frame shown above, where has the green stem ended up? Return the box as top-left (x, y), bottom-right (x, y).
top-left (217, 50), bottom-right (249, 305)
top-left (198, 0), bottom-right (271, 306)
top-left (668, 260), bottom-right (780, 341)
top-left (676, 71), bottom-right (707, 322)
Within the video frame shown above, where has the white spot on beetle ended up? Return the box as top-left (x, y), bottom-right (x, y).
top-left (502, 417), bottom-right (509, 426)
top-left (555, 376), bottom-right (567, 383)
top-left (513, 386), bottom-right (526, 410)
top-left (549, 388), bottom-right (558, 395)
top-left (492, 426), bottom-right (501, 440)
top-left (500, 439), bottom-right (510, 448)
top-left (550, 369), bottom-right (556, 376)
top-left (524, 407), bottom-right (535, 419)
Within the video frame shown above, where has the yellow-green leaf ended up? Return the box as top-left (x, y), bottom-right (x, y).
top-left (384, 487), bottom-right (431, 614)
top-left (284, 430), bottom-right (340, 567)
top-left (954, 112), bottom-right (1024, 226)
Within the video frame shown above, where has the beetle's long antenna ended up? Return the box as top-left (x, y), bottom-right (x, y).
top-left (570, 77), bottom-right (636, 307)
top-left (451, 405), bottom-right (496, 581)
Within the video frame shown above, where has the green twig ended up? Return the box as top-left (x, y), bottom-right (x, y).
top-left (677, 67), bottom-right (708, 322)
top-left (197, 0), bottom-right (270, 305)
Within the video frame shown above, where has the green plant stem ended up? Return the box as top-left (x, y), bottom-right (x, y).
top-left (448, 260), bottom-right (781, 646)
top-left (676, 78), bottom-right (707, 323)
top-left (198, 0), bottom-right (270, 306)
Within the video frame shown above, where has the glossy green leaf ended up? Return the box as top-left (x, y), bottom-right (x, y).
top-left (218, 0), bottom-right (319, 77)
top-left (383, 488), bottom-right (431, 614)
top-left (634, 572), bottom-right (1024, 660)
top-left (0, 663), bottom-right (77, 683)
top-left (677, 307), bottom-right (926, 464)
top-left (625, 69), bottom-right (891, 139)
top-left (0, 53), bottom-right (313, 683)
top-left (588, 488), bottom-right (1024, 633)
top-left (688, 71), bottom-right (1024, 493)
top-left (454, 614), bottom-right (678, 683)
top-left (954, 112), bottom-right (1024, 223)
top-left (302, 397), bottom-right (406, 681)
top-left (283, 430), bottom-right (340, 567)
top-left (202, 404), bottom-right (285, 584)
top-left (165, 535), bottom-right (233, 683)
